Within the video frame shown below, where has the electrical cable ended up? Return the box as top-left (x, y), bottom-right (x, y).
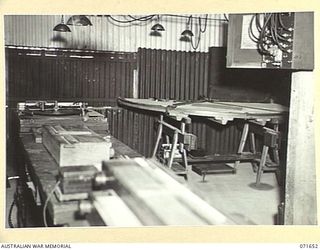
top-left (255, 14), bottom-right (262, 32)
top-left (257, 13), bottom-right (272, 55)
top-left (8, 195), bottom-right (16, 228)
top-left (189, 16), bottom-right (201, 50)
top-left (248, 15), bottom-right (259, 43)
top-left (127, 15), bottom-right (156, 21)
top-left (223, 14), bottom-right (229, 22)
top-left (107, 14), bottom-right (226, 24)
top-left (43, 180), bottom-right (61, 227)
top-left (190, 33), bottom-right (201, 50)
top-left (278, 13), bottom-right (291, 31)
top-left (272, 16), bottom-right (287, 51)
top-left (199, 15), bottom-right (208, 33)
top-left (107, 15), bottom-right (151, 23)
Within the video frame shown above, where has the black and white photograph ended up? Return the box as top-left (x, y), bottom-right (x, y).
top-left (4, 11), bottom-right (316, 230)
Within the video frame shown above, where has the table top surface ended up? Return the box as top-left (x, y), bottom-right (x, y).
top-left (118, 98), bottom-right (289, 124)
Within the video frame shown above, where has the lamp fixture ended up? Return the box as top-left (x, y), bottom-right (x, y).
top-left (180, 15), bottom-right (194, 40)
top-left (67, 15), bottom-right (92, 26)
top-left (151, 15), bottom-right (165, 32)
top-left (53, 15), bottom-right (71, 32)
top-left (181, 29), bottom-right (194, 37)
top-left (151, 23), bottom-right (165, 31)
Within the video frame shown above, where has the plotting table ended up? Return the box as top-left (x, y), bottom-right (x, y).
top-left (118, 97), bottom-right (289, 183)
top-left (118, 98), bottom-right (288, 125)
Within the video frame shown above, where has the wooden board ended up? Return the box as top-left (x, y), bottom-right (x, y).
top-left (102, 158), bottom-right (234, 225)
top-left (91, 190), bottom-right (143, 227)
top-left (42, 125), bottom-right (112, 169)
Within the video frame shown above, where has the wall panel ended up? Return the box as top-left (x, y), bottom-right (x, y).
top-left (137, 48), bottom-right (209, 100)
top-left (6, 48), bottom-right (136, 107)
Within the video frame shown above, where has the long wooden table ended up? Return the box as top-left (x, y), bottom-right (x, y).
top-left (19, 133), bottom-right (141, 226)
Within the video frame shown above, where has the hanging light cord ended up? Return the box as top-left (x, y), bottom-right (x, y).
top-left (190, 15), bottom-right (208, 50)
top-left (199, 14), bottom-right (208, 33)
top-left (107, 15), bottom-right (155, 23)
top-left (106, 14), bottom-right (226, 24)
top-left (128, 15), bottom-right (155, 21)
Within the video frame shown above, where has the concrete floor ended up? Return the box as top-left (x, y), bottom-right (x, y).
top-left (184, 163), bottom-right (282, 225)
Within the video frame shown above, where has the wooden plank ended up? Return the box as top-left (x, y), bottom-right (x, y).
top-left (91, 190), bottom-right (142, 227)
top-left (102, 159), bottom-right (234, 225)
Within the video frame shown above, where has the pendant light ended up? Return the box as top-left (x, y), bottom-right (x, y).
top-left (67, 15), bottom-right (92, 26)
top-left (53, 15), bottom-right (71, 32)
top-left (180, 15), bottom-right (194, 41)
top-left (151, 15), bottom-right (165, 31)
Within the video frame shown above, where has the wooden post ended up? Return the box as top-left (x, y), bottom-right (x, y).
top-left (284, 71), bottom-right (317, 225)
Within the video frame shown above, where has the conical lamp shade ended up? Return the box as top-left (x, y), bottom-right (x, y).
top-left (151, 23), bottom-right (165, 31)
top-left (67, 15), bottom-right (92, 26)
top-left (181, 29), bottom-right (194, 37)
top-left (53, 23), bottom-right (71, 32)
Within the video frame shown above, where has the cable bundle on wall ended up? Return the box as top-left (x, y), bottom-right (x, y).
top-left (249, 13), bottom-right (294, 56)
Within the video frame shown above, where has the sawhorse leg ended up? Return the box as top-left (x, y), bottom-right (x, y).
top-left (256, 145), bottom-right (269, 185)
top-left (167, 131), bottom-right (178, 169)
top-left (152, 115), bottom-right (163, 158)
top-left (234, 123), bottom-right (249, 171)
top-left (249, 132), bottom-right (258, 172)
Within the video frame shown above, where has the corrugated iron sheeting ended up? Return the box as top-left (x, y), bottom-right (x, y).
top-left (106, 108), bottom-right (157, 157)
top-left (137, 47), bottom-right (216, 153)
top-left (205, 122), bottom-right (242, 154)
top-left (6, 46), bottom-right (241, 157)
top-left (138, 48), bottom-right (209, 100)
top-left (5, 14), bottom-right (226, 52)
top-left (6, 48), bottom-right (136, 107)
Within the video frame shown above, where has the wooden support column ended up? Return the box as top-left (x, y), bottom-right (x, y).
top-left (284, 71), bottom-right (317, 225)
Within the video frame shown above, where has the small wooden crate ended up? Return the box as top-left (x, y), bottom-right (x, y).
top-left (42, 124), bottom-right (112, 169)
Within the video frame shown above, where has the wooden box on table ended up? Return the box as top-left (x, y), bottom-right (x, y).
top-left (42, 124), bottom-right (112, 170)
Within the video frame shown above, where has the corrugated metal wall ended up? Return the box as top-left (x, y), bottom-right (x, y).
top-left (138, 48), bottom-right (209, 100)
top-left (5, 14), bottom-right (227, 52)
top-left (137, 47), bottom-right (210, 152)
top-left (6, 46), bottom-right (241, 157)
top-left (6, 48), bottom-right (136, 107)
top-left (106, 108), bottom-right (157, 157)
